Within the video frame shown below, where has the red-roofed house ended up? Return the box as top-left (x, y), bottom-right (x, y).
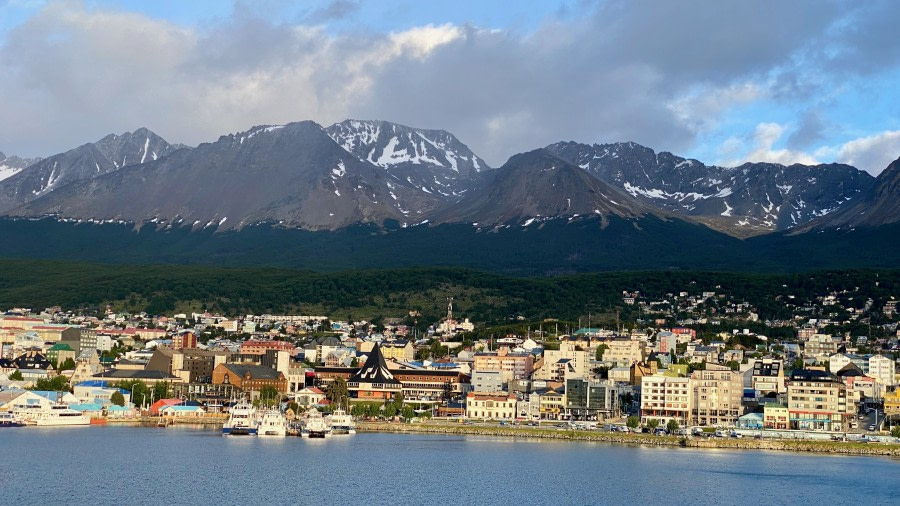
top-left (293, 387), bottom-right (326, 407)
top-left (149, 398), bottom-right (182, 415)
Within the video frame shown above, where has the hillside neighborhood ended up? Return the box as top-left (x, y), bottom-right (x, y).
top-left (1, 285), bottom-right (898, 441)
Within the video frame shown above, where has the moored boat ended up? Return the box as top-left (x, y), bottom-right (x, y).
top-left (32, 404), bottom-right (91, 426)
top-left (0, 411), bottom-right (26, 427)
top-left (257, 409), bottom-right (287, 437)
top-left (222, 402), bottom-right (258, 436)
top-left (303, 408), bottom-right (331, 438)
top-left (329, 409), bottom-right (356, 435)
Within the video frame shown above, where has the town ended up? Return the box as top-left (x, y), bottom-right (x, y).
top-left (1, 286), bottom-right (899, 444)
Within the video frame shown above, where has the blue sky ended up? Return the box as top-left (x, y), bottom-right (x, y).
top-left (2, 0), bottom-right (900, 175)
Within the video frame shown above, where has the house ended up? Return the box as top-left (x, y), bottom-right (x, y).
top-left (465, 392), bottom-right (517, 420)
top-left (736, 412), bottom-right (763, 429)
top-left (149, 398), bottom-right (182, 415)
top-left (763, 403), bottom-right (789, 430)
top-left (293, 387), bottom-right (326, 407)
top-left (159, 405), bottom-right (206, 417)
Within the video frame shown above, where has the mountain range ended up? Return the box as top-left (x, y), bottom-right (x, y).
top-left (1, 118), bottom-right (898, 273)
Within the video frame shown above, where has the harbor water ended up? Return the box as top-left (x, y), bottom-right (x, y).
top-left (1, 425), bottom-right (898, 505)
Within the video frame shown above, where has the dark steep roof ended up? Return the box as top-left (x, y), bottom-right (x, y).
top-left (222, 364), bottom-right (282, 380)
top-left (350, 343), bottom-right (401, 385)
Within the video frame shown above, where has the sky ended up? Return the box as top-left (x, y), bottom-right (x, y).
top-left (1, 0), bottom-right (900, 175)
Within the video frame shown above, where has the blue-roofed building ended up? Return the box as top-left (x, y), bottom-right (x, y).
top-left (737, 412), bottom-right (764, 429)
top-left (69, 402), bottom-right (104, 415)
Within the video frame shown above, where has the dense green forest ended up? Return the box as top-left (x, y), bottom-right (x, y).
top-left (0, 258), bottom-right (897, 326)
top-left (1, 217), bottom-right (899, 275)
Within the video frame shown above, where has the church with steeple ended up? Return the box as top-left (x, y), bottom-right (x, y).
top-left (347, 342), bottom-right (402, 401)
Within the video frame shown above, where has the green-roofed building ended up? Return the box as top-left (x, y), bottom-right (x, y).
top-left (46, 343), bottom-right (76, 367)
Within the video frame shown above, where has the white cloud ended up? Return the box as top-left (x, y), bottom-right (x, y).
top-left (720, 122), bottom-right (819, 167)
top-left (817, 130), bottom-right (900, 175)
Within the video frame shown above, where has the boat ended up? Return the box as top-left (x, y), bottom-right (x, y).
top-left (257, 409), bottom-right (287, 437)
top-left (32, 404), bottom-right (91, 426)
top-left (329, 409), bottom-right (356, 435)
top-left (303, 408), bottom-right (331, 438)
top-left (222, 402), bottom-right (258, 436)
top-left (0, 411), bottom-right (25, 427)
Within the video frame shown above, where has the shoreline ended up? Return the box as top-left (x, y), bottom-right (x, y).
top-left (357, 422), bottom-right (900, 457)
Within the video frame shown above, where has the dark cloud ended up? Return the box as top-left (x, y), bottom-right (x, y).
top-left (303, 0), bottom-right (361, 23)
top-left (787, 109), bottom-right (830, 150)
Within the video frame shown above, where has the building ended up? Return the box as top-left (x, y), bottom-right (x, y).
top-left (691, 364), bottom-right (743, 427)
top-left (392, 369), bottom-right (470, 403)
top-left (465, 392), bottom-right (517, 420)
top-left (804, 334), bottom-right (837, 359)
top-left (535, 348), bottom-right (590, 381)
top-left (763, 403), bottom-right (789, 430)
top-left (471, 370), bottom-right (504, 393)
top-left (640, 375), bottom-right (692, 426)
top-left (472, 348), bottom-right (534, 385)
top-left (347, 343), bottom-right (402, 402)
top-left (362, 340), bottom-right (414, 362)
top-left (211, 364), bottom-right (288, 394)
top-left (786, 369), bottom-right (852, 431)
top-left (868, 355), bottom-right (896, 387)
top-left (534, 388), bottom-right (565, 420)
top-left (45, 343), bottom-right (76, 367)
top-left (172, 331), bottom-right (198, 349)
top-left (565, 378), bottom-right (618, 420)
top-left (603, 338), bottom-right (645, 367)
top-left (239, 339), bottom-right (296, 356)
top-left (750, 359), bottom-right (785, 395)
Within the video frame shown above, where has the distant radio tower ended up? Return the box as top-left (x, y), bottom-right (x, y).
top-left (447, 297), bottom-right (454, 323)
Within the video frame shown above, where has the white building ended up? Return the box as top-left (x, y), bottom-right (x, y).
top-left (465, 392), bottom-right (517, 420)
top-left (868, 355), bottom-right (896, 387)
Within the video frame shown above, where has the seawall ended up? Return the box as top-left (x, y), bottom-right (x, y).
top-left (358, 422), bottom-right (900, 457)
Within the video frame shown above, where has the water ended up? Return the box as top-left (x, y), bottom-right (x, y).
top-left (1, 426), bottom-right (898, 505)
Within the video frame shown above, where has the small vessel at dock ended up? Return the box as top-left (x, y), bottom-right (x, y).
top-left (329, 409), bottom-right (356, 435)
top-left (303, 408), bottom-right (331, 438)
top-left (222, 402), bottom-right (258, 436)
top-left (257, 409), bottom-right (287, 437)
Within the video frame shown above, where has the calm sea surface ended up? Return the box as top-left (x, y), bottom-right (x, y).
top-left (1, 425), bottom-right (898, 505)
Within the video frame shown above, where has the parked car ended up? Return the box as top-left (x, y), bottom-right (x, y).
top-left (654, 428), bottom-right (668, 436)
top-left (868, 424), bottom-right (876, 431)
top-left (730, 431), bottom-right (743, 439)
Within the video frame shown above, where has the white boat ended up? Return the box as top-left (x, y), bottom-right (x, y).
top-left (32, 404), bottom-right (91, 426)
top-left (0, 411), bottom-right (26, 427)
top-left (257, 409), bottom-right (287, 437)
top-left (223, 402), bottom-right (258, 436)
top-left (303, 408), bottom-right (331, 438)
top-left (329, 409), bottom-right (356, 435)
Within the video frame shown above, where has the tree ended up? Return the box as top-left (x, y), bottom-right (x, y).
top-left (34, 375), bottom-right (69, 392)
top-left (594, 344), bottom-right (608, 361)
top-left (110, 391), bottom-right (125, 407)
top-left (725, 360), bottom-right (740, 371)
top-left (666, 419), bottom-right (679, 433)
top-left (326, 377), bottom-right (349, 410)
top-left (891, 426), bottom-right (900, 438)
top-left (626, 416), bottom-right (639, 429)
top-left (8, 370), bottom-right (24, 381)
top-left (258, 386), bottom-right (280, 407)
top-left (646, 418), bottom-right (660, 429)
top-left (153, 381), bottom-right (170, 401)
top-left (59, 358), bottom-right (76, 371)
